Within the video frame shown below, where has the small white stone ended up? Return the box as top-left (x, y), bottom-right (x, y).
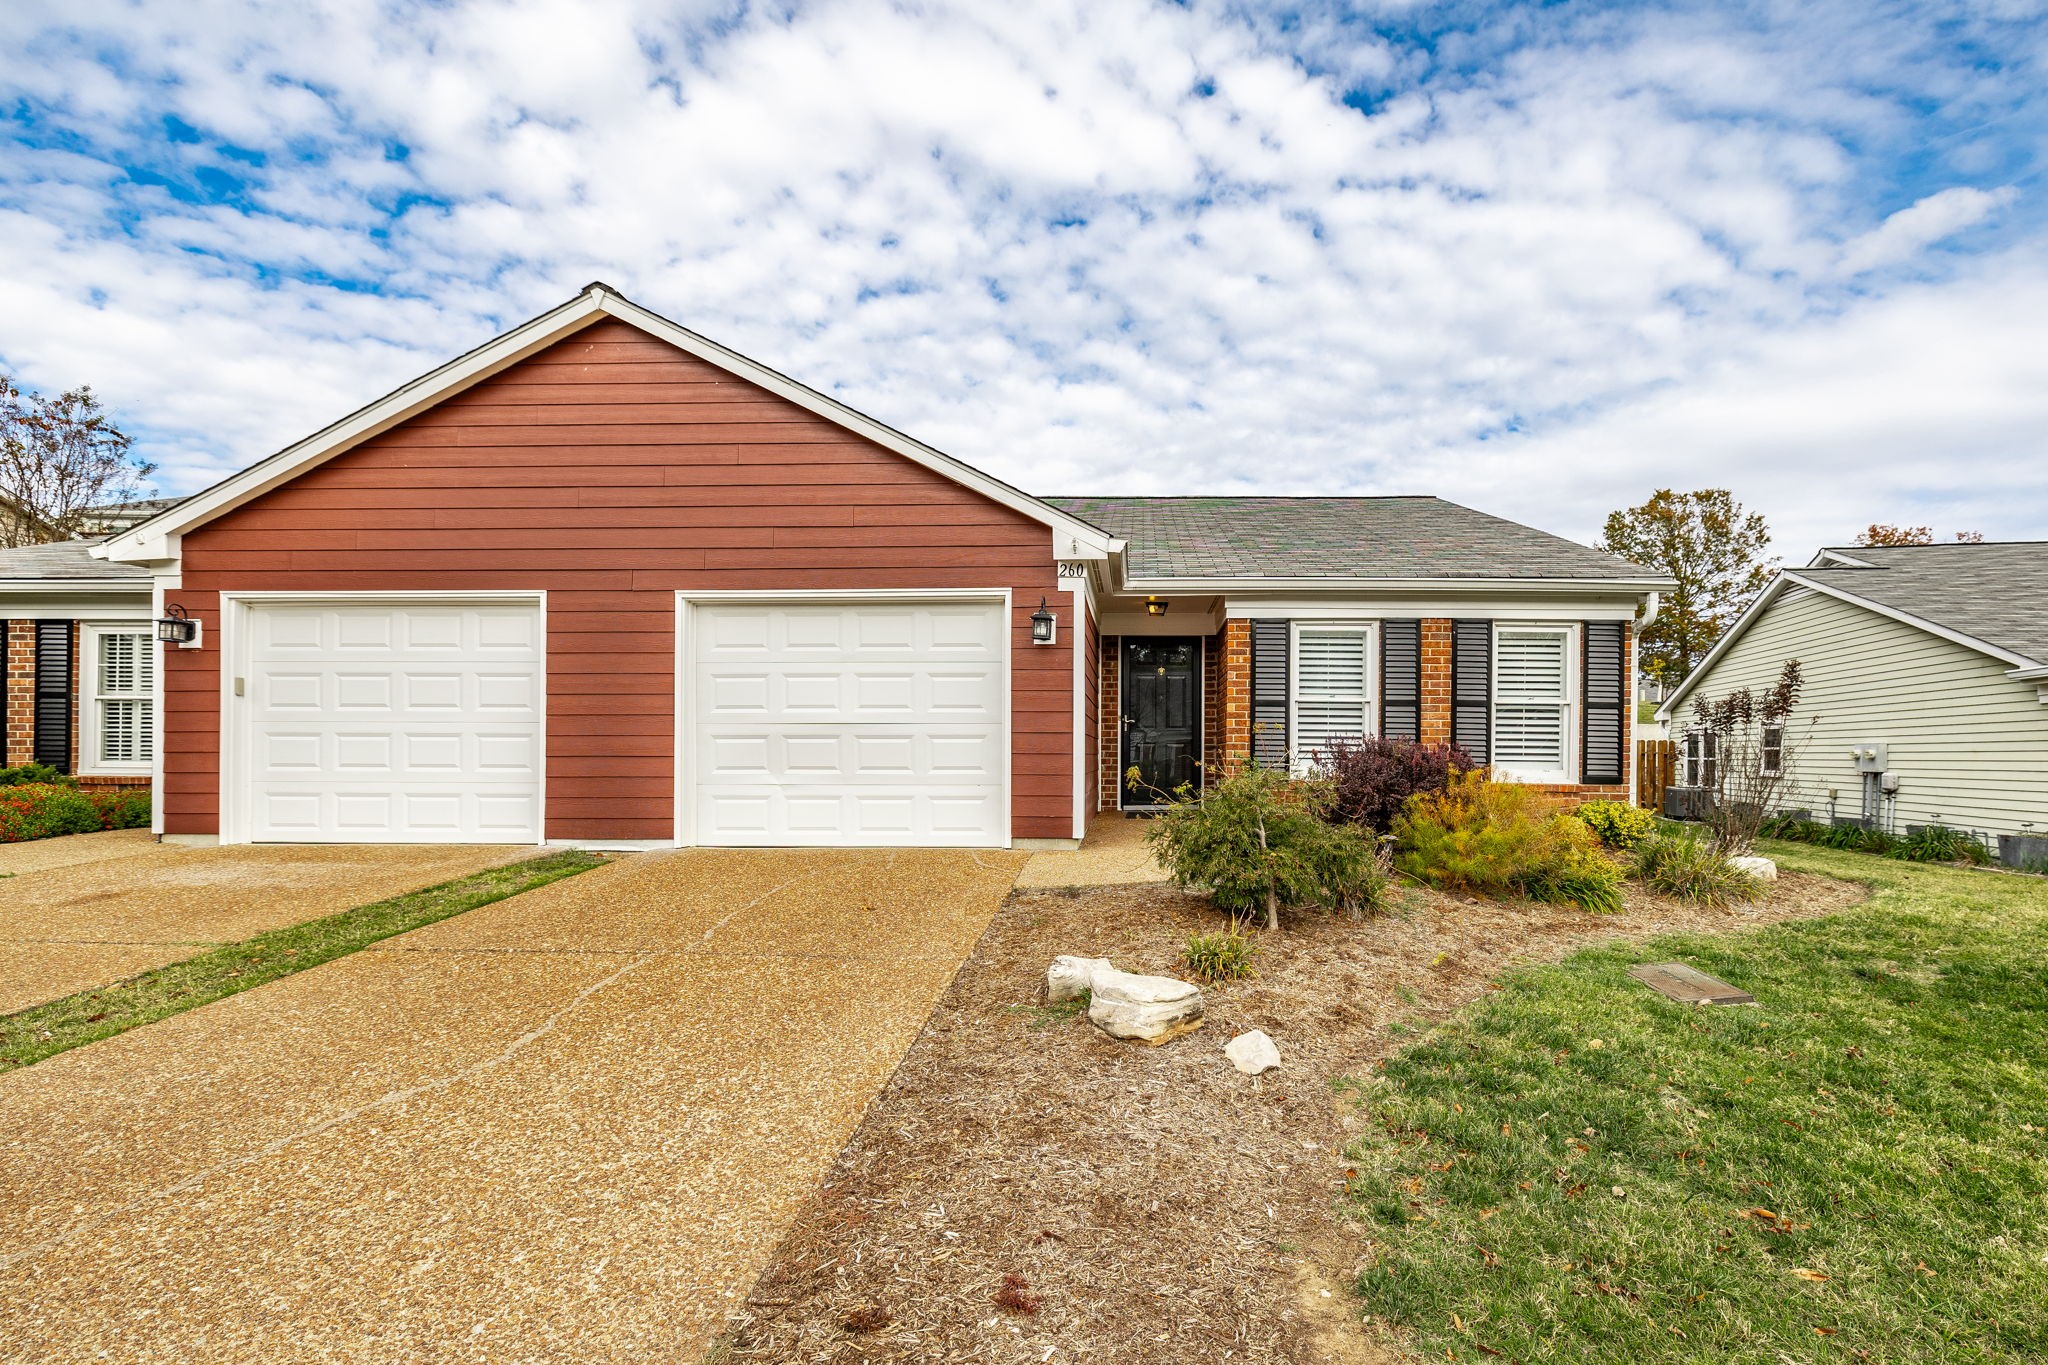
top-left (1086, 969), bottom-right (1204, 1045)
top-left (1730, 855), bottom-right (1779, 881)
top-left (1047, 955), bottom-right (1113, 1004)
top-left (1223, 1029), bottom-right (1282, 1075)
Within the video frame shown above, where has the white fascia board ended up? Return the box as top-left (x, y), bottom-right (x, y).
top-left (1809, 549), bottom-right (1875, 568)
top-left (98, 284), bottom-right (1117, 567)
top-left (1131, 574), bottom-right (1673, 595)
top-left (1779, 570), bottom-right (2037, 669)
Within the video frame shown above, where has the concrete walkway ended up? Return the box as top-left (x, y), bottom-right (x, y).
top-left (1015, 811), bottom-right (1170, 888)
top-left (0, 846), bottom-right (1022, 1363)
top-left (0, 836), bottom-right (526, 1015)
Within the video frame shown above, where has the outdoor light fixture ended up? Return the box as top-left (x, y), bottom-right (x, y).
top-left (1144, 596), bottom-right (1169, 617)
top-left (157, 604), bottom-right (201, 647)
top-left (1029, 597), bottom-right (1057, 645)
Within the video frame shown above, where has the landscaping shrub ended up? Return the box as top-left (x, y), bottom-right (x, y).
top-left (91, 787), bottom-right (152, 830)
top-left (1321, 737), bottom-right (1476, 833)
top-left (1576, 798), bottom-right (1657, 850)
top-left (1630, 829), bottom-right (1762, 907)
top-left (0, 763), bottom-right (73, 788)
top-left (1183, 922), bottom-right (1259, 982)
top-left (1146, 765), bottom-right (1390, 930)
top-left (0, 783), bottom-right (106, 842)
top-left (1393, 771), bottom-right (1625, 913)
top-left (1892, 824), bottom-right (1992, 865)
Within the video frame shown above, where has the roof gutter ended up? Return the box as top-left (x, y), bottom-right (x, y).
top-left (1117, 574), bottom-right (1674, 594)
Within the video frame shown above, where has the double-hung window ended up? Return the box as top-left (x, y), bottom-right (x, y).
top-left (1759, 724), bottom-right (1784, 777)
top-left (1291, 623), bottom-right (1373, 768)
top-left (82, 623), bottom-right (155, 774)
top-left (1682, 729), bottom-right (1718, 789)
top-left (1492, 627), bottom-right (1573, 782)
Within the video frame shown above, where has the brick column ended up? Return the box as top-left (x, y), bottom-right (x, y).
top-left (1097, 637), bottom-right (1121, 810)
top-left (1220, 617), bottom-right (1251, 770)
top-left (1419, 618), bottom-right (1453, 745)
top-left (4, 619), bottom-right (35, 768)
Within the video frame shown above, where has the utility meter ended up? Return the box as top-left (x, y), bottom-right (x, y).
top-left (1850, 743), bottom-right (1889, 773)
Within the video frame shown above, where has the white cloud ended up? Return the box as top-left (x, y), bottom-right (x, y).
top-left (0, 0), bottom-right (2041, 564)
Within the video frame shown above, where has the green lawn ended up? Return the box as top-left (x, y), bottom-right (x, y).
top-left (0, 848), bottom-right (606, 1074)
top-left (1340, 843), bottom-right (2047, 1363)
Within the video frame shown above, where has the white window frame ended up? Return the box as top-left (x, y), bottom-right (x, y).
top-left (79, 621), bottom-right (156, 776)
top-left (1289, 621), bottom-right (1376, 771)
top-left (1682, 728), bottom-right (1719, 789)
top-left (1759, 724), bottom-right (1784, 777)
top-left (1490, 624), bottom-right (1577, 785)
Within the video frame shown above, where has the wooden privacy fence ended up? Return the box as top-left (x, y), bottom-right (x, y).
top-left (1636, 738), bottom-right (1676, 812)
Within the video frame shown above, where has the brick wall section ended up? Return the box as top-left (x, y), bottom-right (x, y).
top-left (1220, 618), bottom-right (1251, 770)
top-left (1419, 618), bottom-right (1453, 745)
top-left (3, 619), bottom-right (32, 767)
top-left (1097, 636), bottom-right (1120, 809)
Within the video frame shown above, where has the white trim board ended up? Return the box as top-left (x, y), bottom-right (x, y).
top-left (95, 284), bottom-right (1119, 568)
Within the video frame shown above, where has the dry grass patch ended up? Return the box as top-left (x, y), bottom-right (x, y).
top-left (717, 871), bottom-right (1860, 1363)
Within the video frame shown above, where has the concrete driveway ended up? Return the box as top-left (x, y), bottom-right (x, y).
top-left (0, 833), bottom-right (527, 1014)
top-left (0, 845), bottom-right (1022, 1363)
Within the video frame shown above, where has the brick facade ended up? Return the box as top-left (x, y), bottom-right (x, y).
top-left (1096, 633), bottom-right (1120, 810)
top-left (1, 618), bottom-right (151, 789)
top-left (1419, 618), bottom-right (1453, 745)
top-left (1220, 617), bottom-right (1252, 771)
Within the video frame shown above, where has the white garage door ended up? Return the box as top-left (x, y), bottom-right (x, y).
top-left (689, 600), bottom-right (1007, 846)
top-left (239, 601), bottom-right (543, 843)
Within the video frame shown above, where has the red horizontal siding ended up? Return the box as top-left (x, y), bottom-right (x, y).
top-left (164, 319), bottom-right (1072, 842)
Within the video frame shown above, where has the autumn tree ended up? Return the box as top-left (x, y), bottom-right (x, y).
top-left (1600, 488), bottom-right (1774, 686)
top-left (1854, 524), bottom-right (1984, 546)
top-left (0, 375), bottom-right (155, 547)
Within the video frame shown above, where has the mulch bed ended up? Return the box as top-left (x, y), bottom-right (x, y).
top-left (715, 871), bottom-right (1865, 1363)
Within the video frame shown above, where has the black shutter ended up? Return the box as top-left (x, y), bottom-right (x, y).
top-left (1451, 619), bottom-right (1491, 764)
top-left (1380, 619), bottom-right (1420, 743)
top-left (34, 620), bottom-right (72, 772)
top-left (1250, 619), bottom-right (1289, 769)
top-left (1581, 621), bottom-right (1626, 784)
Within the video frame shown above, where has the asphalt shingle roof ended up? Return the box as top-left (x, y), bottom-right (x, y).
top-left (1043, 495), bottom-right (1656, 581)
top-left (1800, 541), bottom-right (2048, 666)
top-left (0, 538), bottom-right (150, 581)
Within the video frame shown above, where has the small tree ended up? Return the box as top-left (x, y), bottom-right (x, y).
top-left (1321, 737), bottom-right (1476, 832)
top-left (1600, 489), bottom-right (1775, 686)
top-left (1855, 524), bottom-right (1984, 546)
top-left (1688, 660), bottom-right (1805, 853)
top-left (1143, 766), bottom-right (1386, 931)
top-left (0, 376), bottom-right (155, 546)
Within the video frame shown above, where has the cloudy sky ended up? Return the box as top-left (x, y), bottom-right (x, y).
top-left (2, 0), bottom-right (2043, 558)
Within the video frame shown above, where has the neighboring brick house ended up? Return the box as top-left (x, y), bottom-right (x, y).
top-left (6, 283), bottom-right (1662, 847)
top-left (0, 539), bottom-right (155, 790)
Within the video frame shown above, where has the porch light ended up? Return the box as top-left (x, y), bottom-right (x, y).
top-left (157, 605), bottom-right (199, 646)
top-left (1144, 596), bottom-right (1169, 617)
top-left (1030, 597), bottom-right (1058, 645)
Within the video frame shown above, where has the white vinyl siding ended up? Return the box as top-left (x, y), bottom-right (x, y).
top-left (1493, 627), bottom-right (1573, 781)
top-left (82, 624), bottom-right (154, 773)
top-left (1291, 624), bottom-right (1373, 766)
top-left (1674, 587), bottom-right (2048, 837)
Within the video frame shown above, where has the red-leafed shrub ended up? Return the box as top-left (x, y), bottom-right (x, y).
top-left (1321, 738), bottom-right (1477, 833)
top-left (0, 783), bottom-right (152, 842)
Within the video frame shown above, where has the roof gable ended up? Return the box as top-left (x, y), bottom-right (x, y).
top-left (98, 284), bottom-right (1114, 565)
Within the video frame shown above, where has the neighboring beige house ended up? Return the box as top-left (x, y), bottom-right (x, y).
top-left (1659, 541), bottom-right (2048, 858)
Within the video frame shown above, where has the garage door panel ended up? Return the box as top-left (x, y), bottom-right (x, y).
top-left (690, 602), bottom-right (1007, 847)
top-left (242, 602), bottom-right (542, 843)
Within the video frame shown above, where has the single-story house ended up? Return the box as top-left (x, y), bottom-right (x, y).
top-left (1657, 541), bottom-right (2048, 848)
top-left (1, 538), bottom-right (155, 789)
top-left (3, 283), bottom-right (1668, 848)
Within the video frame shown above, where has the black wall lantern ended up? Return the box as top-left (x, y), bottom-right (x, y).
top-left (1029, 597), bottom-right (1057, 645)
top-left (1144, 596), bottom-right (1169, 617)
top-left (157, 604), bottom-right (200, 646)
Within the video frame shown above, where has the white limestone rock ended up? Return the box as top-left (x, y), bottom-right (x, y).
top-left (1047, 955), bottom-right (1114, 1004)
top-left (1223, 1030), bottom-right (1281, 1075)
top-left (1729, 855), bottom-right (1779, 881)
top-left (1086, 969), bottom-right (1205, 1045)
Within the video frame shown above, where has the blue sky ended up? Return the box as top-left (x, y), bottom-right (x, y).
top-left (2, 0), bottom-right (2044, 556)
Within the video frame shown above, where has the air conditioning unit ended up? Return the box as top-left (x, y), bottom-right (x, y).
top-left (1663, 787), bottom-right (1711, 822)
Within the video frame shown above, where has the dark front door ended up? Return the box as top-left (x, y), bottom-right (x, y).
top-left (1121, 637), bottom-right (1201, 807)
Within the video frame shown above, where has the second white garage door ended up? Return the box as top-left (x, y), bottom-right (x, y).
top-left (237, 600), bottom-right (543, 843)
top-left (686, 599), bottom-right (1008, 846)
